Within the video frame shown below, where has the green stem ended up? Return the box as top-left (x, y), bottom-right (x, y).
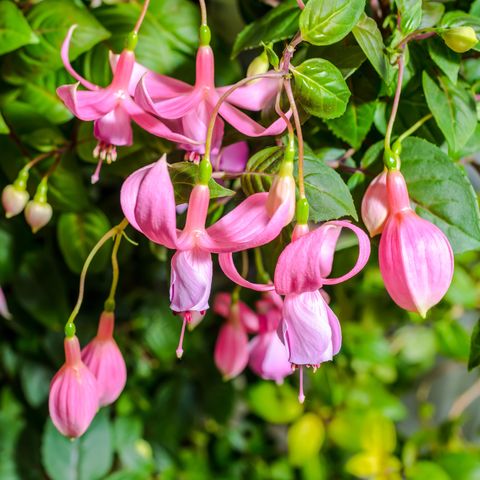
top-left (133, 0), bottom-right (151, 34)
top-left (254, 248), bottom-right (270, 283)
top-left (394, 113), bottom-right (433, 147)
top-left (199, 0), bottom-right (207, 25)
top-left (105, 224), bottom-right (125, 311)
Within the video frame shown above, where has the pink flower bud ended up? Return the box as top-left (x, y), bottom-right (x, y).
top-left (361, 171), bottom-right (388, 237)
top-left (214, 303), bottom-right (249, 380)
top-left (81, 311), bottom-right (127, 406)
top-left (2, 185), bottom-right (29, 219)
top-left (25, 200), bottom-right (52, 233)
top-left (49, 336), bottom-right (99, 438)
top-left (266, 169), bottom-right (296, 223)
top-left (0, 287), bottom-right (11, 320)
top-left (379, 170), bottom-right (454, 317)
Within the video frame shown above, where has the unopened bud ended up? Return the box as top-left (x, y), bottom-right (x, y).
top-left (25, 179), bottom-right (52, 233)
top-left (247, 51), bottom-right (270, 78)
top-left (442, 27), bottom-right (478, 53)
top-left (361, 170), bottom-right (388, 237)
top-left (2, 185), bottom-right (29, 218)
top-left (266, 162), bottom-right (295, 223)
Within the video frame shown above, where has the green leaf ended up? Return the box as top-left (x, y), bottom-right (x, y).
top-left (232, 1), bottom-right (300, 57)
top-left (427, 37), bottom-right (460, 84)
top-left (95, 0), bottom-right (198, 74)
top-left (396, 0), bottom-right (422, 33)
top-left (352, 13), bottom-right (393, 84)
top-left (0, 1), bottom-right (38, 55)
top-left (422, 72), bottom-right (477, 153)
top-left (420, 2), bottom-right (445, 28)
top-left (41, 410), bottom-right (113, 480)
top-left (288, 413), bottom-right (325, 466)
top-left (308, 44), bottom-right (366, 79)
top-left (3, 0), bottom-right (110, 84)
top-left (299, 0), bottom-right (366, 46)
top-left (20, 362), bottom-right (52, 407)
top-left (57, 210), bottom-right (112, 274)
top-left (0, 112), bottom-right (9, 135)
top-left (407, 462), bottom-right (450, 480)
top-left (360, 140), bottom-right (383, 168)
top-left (241, 146), bottom-right (283, 196)
top-left (401, 137), bottom-right (480, 253)
top-left (325, 99), bottom-right (376, 148)
top-left (0, 228), bottom-right (14, 284)
top-left (293, 59), bottom-right (351, 119)
top-left (468, 318), bottom-right (480, 370)
top-left (168, 162), bottom-right (235, 204)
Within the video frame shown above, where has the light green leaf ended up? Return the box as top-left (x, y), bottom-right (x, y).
top-left (427, 37), bottom-right (460, 84)
top-left (232, 0), bottom-right (300, 57)
top-left (299, 0), bottom-right (366, 46)
top-left (396, 0), bottom-right (422, 33)
top-left (407, 461), bottom-right (450, 480)
top-left (422, 72), bottom-right (477, 153)
top-left (420, 2), bottom-right (445, 28)
top-left (352, 13), bottom-right (393, 84)
top-left (401, 137), bottom-right (480, 253)
top-left (288, 413), bottom-right (325, 466)
top-left (292, 59), bottom-right (351, 119)
top-left (0, 0), bottom-right (38, 55)
top-left (0, 112), bottom-right (9, 134)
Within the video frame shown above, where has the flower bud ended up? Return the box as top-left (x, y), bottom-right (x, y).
top-left (25, 200), bottom-right (53, 233)
top-left (267, 161), bottom-right (296, 223)
top-left (81, 311), bottom-right (127, 406)
top-left (49, 336), bottom-right (99, 438)
top-left (442, 27), bottom-right (478, 53)
top-left (247, 51), bottom-right (270, 79)
top-left (361, 170), bottom-right (388, 237)
top-left (379, 170), bottom-right (454, 317)
top-left (2, 185), bottom-right (29, 219)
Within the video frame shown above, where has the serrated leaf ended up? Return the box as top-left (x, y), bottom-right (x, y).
top-left (401, 137), bottom-right (480, 253)
top-left (41, 411), bottom-right (113, 480)
top-left (422, 72), bottom-right (477, 153)
top-left (396, 0), bottom-right (422, 33)
top-left (168, 162), bottom-right (235, 204)
top-left (232, 1), bottom-right (300, 57)
top-left (427, 36), bottom-right (460, 84)
top-left (468, 319), bottom-right (480, 370)
top-left (0, 1), bottom-right (38, 55)
top-left (352, 13), bottom-right (393, 84)
top-left (293, 59), bottom-right (351, 119)
top-left (57, 210), bottom-right (112, 274)
top-left (299, 0), bottom-right (366, 46)
top-left (309, 44), bottom-right (366, 79)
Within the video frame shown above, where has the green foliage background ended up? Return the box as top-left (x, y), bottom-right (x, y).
top-left (1, 0), bottom-right (480, 479)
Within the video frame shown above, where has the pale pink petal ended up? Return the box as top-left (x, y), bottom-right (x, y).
top-left (217, 141), bottom-right (249, 173)
top-left (326, 303), bottom-right (342, 355)
top-left (195, 45), bottom-right (215, 88)
top-left (0, 288), bottom-right (11, 320)
top-left (214, 321), bottom-right (249, 379)
top-left (109, 51), bottom-right (150, 96)
top-left (120, 156), bottom-right (178, 248)
top-left (94, 104), bottom-right (132, 146)
top-left (361, 171), bottom-right (389, 237)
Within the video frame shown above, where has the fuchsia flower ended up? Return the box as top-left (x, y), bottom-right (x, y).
top-left (81, 311), bottom-right (127, 406)
top-left (135, 40), bottom-right (286, 160)
top-left (213, 293), bottom-right (257, 379)
top-left (249, 292), bottom-right (292, 383)
top-left (121, 155), bottom-right (292, 356)
top-left (49, 336), bottom-right (99, 438)
top-left (0, 287), bottom-right (11, 320)
top-left (379, 170), bottom-right (454, 317)
top-left (361, 170), bottom-right (388, 237)
top-left (219, 220), bottom-right (370, 401)
top-left (57, 26), bottom-right (198, 183)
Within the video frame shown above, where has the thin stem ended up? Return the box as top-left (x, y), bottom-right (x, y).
top-left (296, 0), bottom-right (305, 9)
top-left (448, 377), bottom-right (480, 419)
top-left (384, 53), bottom-right (405, 153)
top-left (395, 113), bottom-right (433, 145)
top-left (106, 224), bottom-right (125, 306)
top-left (283, 78), bottom-right (305, 198)
top-left (254, 248), bottom-right (270, 283)
top-left (42, 154), bottom-right (62, 180)
top-left (66, 218), bottom-right (129, 326)
top-left (133, 0), bottom-right (151, 34)
top-left (203, 72), bottom-right (285, 162)
top-left (275, 89), bottom-right (295, 144)
top-left (199, 0), bottom-right (207, 25)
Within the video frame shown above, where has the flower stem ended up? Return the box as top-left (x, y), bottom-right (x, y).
top-left (254, 248), bottom-right (270, 283)
top-left (199, 0), bottom-right (207, 25)
top-left (105, 223), bottom-right (125, 311)
top-left (395, 113), bottom-right (433, 146)
top-left (64, 218), bottom-right (129, 334)
top-left (296, 0), bottom-right (305, 9)
top-left (133, 0), bottom-right (151, 34)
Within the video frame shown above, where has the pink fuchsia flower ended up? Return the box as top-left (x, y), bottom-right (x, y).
top-left (0, 287), bottom-right (12, 320)
top-left (121, 155), bottom-right (292, 356)
top-left (135, 37), bottom-right (286, 160)
top-left (49, 335), bottom-right (99, 438)
top-left (379, 169), bottom-right (454, 317)
top-left (361, 170), bottom-right (388, 237)
top-left (214, 141), bottom-right (249, 173)
top-left (57, 26), bottom-right (198, 183)
top-left (214, 292), bottom-right (259, 333)
top-left (81, 311), bottom-right (127, 406)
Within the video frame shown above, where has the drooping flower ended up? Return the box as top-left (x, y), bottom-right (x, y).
top-left (0, 287), bottom-right (12, 320)
top-left (214, 292), bottom-right (259, 333)
top-left (379, 169), bottom-right (454, 317)
top-left (49, 335), bottom-right (99, 438)
top-left (81, 311), bottom-right (127, 406)
top-left (2, 185), bottom-right (29, 219)
top-left (25, 199), bottom-right (52, 233)
top-left (361, 170), bottom-right (388, 237)
top-left (135, 29), bottom-right (286, 160)
top-left (57, 26), bottom-right (198, 183)
top-left (121, 155), bottom-right (293, 356)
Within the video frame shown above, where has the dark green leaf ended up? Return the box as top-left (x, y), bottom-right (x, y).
top-left (232, 1), bottom-right (300, 57)
top-left (468, 318), bottom-right (480, 370)
top-left (422, 72), bottom-right (477, 153)
top-left (169, 162), bottom-right (235, 204)
top-left (299, 0), bottom-right (366, 46)
top-left (241, 146), bottom-right (283, 196)
top-left (360, 140), bottom-right (383, 169)
top-left (308, 44), bottom-right (366, 79)
top-left (427, 37), bottom-right (460, 84)
top-left (401, 137), bottom-right (480, 253)
top-left (57, 209), bottom-right (112, 274)
top-left (41, 410), bottom-right (113, 480)
top-left (293, 59), bottom-right (351, 119)
top-left (20, 362), bottom-right (52, 407)
top-left (396, 0), bottom-right (422, 34)
top-left (352, 13), bottom-right (393, 84)
top-left (0, 228), bottom-right (14, 284)
top-left (0, 1), bottom-right (38, 55)
top-left (0, 113), bottom-right (9, 134)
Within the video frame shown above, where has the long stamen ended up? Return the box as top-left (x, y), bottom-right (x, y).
top-left (298, 365), bottom-right (305, 404)
top-left (91, 158), bottom-right (103, 184)
top-left (176, 312), bottom-right (191, 359)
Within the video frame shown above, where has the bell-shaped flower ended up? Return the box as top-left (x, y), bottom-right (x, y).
top-left (57, 26), bottom-right (198, 182)
top-left (49, 335), bottom-right (99, 438)
top-left (2, 185), bottom-right (29, 219)
top-left (135, 36), bottom-right (286, 159)
top-left (121, 155), bottom-right (292, 356)
top-left (0, 287), bottom-right (11, 320)
top-left (214, 292), bottom-right (259, 333)
top-left (81, 311), bottom-right (127, 407)
top-left (361, 170), bottom-right (388, 237)
top-left (379, 170), bottom-right (454, 317)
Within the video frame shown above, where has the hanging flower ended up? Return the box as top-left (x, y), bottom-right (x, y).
top-left (361, 170), bottom-right (388, 237)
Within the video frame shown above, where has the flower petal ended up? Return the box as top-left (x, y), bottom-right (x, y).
top-left (109, 51), bottom-right (149, 96)
top-left (214, 321), bottom-right (249, 379)
top-left (94, 104), bottom-right (132, 146)
top-left (217, 141), bottom-right (249, 173)
top-left (0, 287), bottom-right (11, 320)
